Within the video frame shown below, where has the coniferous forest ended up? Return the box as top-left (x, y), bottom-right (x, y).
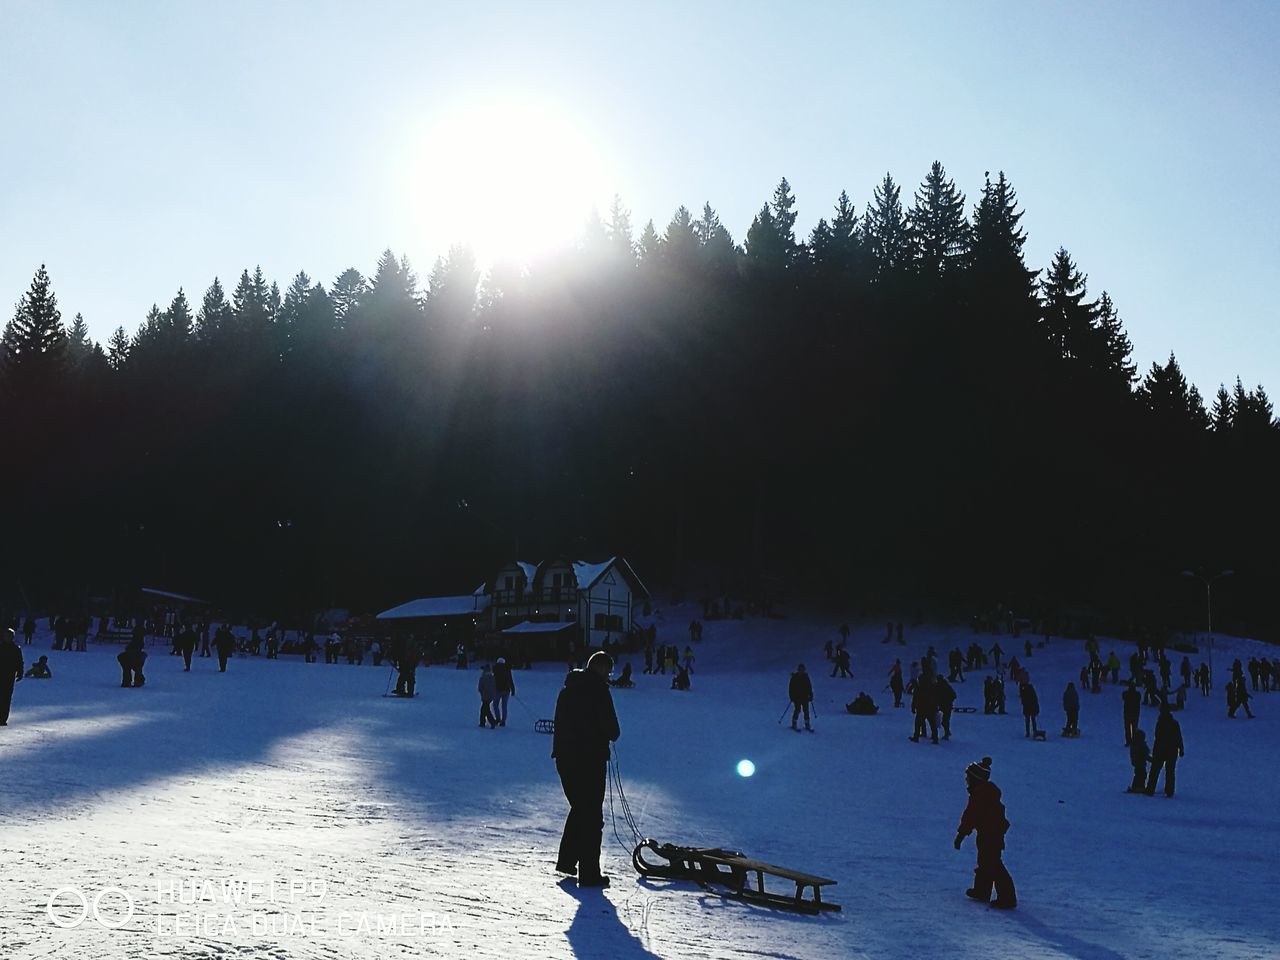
top-left (2, 166), bottom-right (1277, 636)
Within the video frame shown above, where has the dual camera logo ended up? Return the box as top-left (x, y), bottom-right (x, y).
top-left (46, 886), bottom-right (135, 930)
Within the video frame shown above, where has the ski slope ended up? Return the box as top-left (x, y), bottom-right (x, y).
top-left (1, 610), bottom-right (1277, 960)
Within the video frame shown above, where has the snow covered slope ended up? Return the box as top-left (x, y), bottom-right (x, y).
top-left (1, 611), bottom-right (1277, 959)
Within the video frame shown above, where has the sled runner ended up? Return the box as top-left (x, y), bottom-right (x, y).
top-left (631, 839), bottom-right (840, 914)
top-left (535, 719), bottom-right (555, 734)
top-left (953, 706), bottom-right (978, 713)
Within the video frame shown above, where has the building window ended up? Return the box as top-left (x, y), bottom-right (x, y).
top-left (594, 613), bottom-right (623, 632)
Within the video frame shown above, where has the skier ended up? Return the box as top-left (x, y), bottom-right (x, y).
top-left (789, 664), bottom-right (814, 730)
top-left (1145, 704), bottom-right (1184, 797)
top-left (989, 643), bottom-right (1003, 670)
top-left (1062, 681), bottom-right (1080, 736)
top-left (25, 655), bottom-right (52, 679)
top-left (1127, 728), bottom-right (1149, 793)
top-left (493, 657), bottom-right (516, 726)
top-left (0, 628), bottom-right (23, 724)
top-left (117, 636), bottom-right (147, 688)
top-left (888, 659), bottom-right (904, 708)
top-left (552, 651), bottom-right (620, 887)
top-left (1019, 680), bottom-right (1040, 738)
top-left (478, 664), bottom-right (499, 728)
top-left (954, 757), bottom-right (1016, 909)
top-left (214, 627), bottom-right (236, 673)
top-left (394, 638), bottom-right (419, 696)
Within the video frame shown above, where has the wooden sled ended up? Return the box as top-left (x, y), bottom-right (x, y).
top-left (535, 719), bottom-right (555, 734)
top-left (632, 839), bottom-right (839, 914)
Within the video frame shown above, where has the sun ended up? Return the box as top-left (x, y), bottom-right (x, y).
top-left (411, 95), bottom-right (614, 267)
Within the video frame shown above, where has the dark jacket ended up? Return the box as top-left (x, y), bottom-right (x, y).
top-left (1063, 684), bottom-right (1079, 712)
top-left (1152, 711), bottom-right (1184, 759)
top-left (935, 677), bottom-right (957, 708)
top-left (552, 669), bottom-right (620, 763)
top-left (788, 670), bottom-right (813, 704)
top-left (957, 781), bottom-right (1010, 850)
top-left (493, 662), bottom-right (516, 695)
top-left (1129, 734), bottom-right (1150, 767)
top-left (0, 637), bottom-right (23, 682)
top-left (1122, 685), bottom-right (1141, 715)
top-left (1020, 683), bottom-right (1039, 715)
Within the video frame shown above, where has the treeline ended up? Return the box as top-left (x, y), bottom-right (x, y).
top-left (1, 165), bottom-right (1276, 635)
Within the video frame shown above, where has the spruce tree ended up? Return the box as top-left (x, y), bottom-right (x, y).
top-left (1211, 383), bottom-right (1234, 432)
top-left (1094, 292), bottom-right (1136, 389)
top-left (1039, 248), bottom-right (1097, 362)
top-left (636, 220), bottom-right (663, 265)
top-left (662, 206), bottom-right (698, 270)
top-left (2, 264), bottom-right (66, 379)
top-left (695, 203), bottom-right (737, 274)
top-left (910, 161), bottom-right (969, 277)
top-left (107, 326), bottom-right (131, 371)
top-left (606, 195), bottom-right (635, 264)
top-left (195, 278), bottom-right (233, 344)
top-left (864, 173), bottom-right (913, 279)
top-left (329, 268), bottom-right (367, 328)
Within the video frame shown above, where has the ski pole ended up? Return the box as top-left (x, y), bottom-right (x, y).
top-left (778, 701), bottom-right (792, 724)
top-left (811, 700), bottom-right (819, 718)
top-left (384, 667), bottom-right (395, 696)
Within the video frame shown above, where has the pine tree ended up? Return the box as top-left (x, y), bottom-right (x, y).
top-left (1211, 383), bottom-right (1234, 432)
top-left (695, 203), bottom-right (737, 274)
top-left (1094, 292), bottom-right (1136, 388)
top-left (637, 220), bottom-right (663, 265)
top-left (107, 326), bottom-right (131, 371)
top-left (2, 264), bottom-right (66, 379)
top-left (426, 244), bottom-right (480, 328)
top-left (864, 173), bottom-right (914, 279)
top-left (1138, 353), bottom-right (1206, 431)
top-left (195, 278), bottom-right (233, 344)
top-left (1039, 248), bottom-right (1097, 362)
top-left (910, 161), bottom-right (969, 277)
top-left (329, 268), bottom-right (367, 328)
top-left (970, 171), bottom-right (1038, 296)
top-left (164, 289), bottom-right (194, 342)
top-left (770, 177), bottom-right (800, 265)
top-left (744, 203), bottom-right (785, 270)
top-left (662, 206), bottom-right (698, 270)
top-left (65, 313), bottom-right (93, 368)
top-left (606, 195), bottom-right (635, 264)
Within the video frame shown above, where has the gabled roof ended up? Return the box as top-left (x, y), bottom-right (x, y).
top-left (573, 557), bottom-right (650, 599)
top-left (377, 595), bottom-right (491, 620)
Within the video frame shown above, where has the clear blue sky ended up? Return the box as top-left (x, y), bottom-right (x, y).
top-left (2, 0), bottom-right (1277, 395)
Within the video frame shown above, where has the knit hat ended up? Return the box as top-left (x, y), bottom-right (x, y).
top-left (965, 757), bottom-right (993, 784)
top-left (496, 657), bottom-right (506, 665)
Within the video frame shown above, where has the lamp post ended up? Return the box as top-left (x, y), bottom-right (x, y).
top-left (1181, 568), bottom-right (1232, 679)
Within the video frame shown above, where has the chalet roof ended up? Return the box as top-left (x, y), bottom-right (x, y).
top-left (501, 620), bottom-right (578, 634)
top-left (573, 557), bottom-right (651, 598)
top-left (376, 595), bottom-right (491, 620)
top-left (141, 587), bottom-right (210, 605)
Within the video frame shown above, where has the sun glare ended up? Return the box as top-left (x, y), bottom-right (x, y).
top-left (412, 96), bottom-right (613, 267)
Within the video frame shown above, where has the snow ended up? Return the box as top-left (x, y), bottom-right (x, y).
top-left (2, 612), bottom-right (1278, 959)
top-left (376, 595), bottom-right (491, 620)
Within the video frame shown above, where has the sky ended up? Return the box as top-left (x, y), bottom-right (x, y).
top-left (1, 0), bottom-right (1277, 395)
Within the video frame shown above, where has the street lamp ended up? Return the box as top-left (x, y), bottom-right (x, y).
top-left (1181, 568), bottom-right (1232, 678)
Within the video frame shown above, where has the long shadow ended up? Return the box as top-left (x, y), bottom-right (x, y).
top-left (1010, 909), bottom-right (1133, 960)
top-left (560, 876), bottom-right (660, 959)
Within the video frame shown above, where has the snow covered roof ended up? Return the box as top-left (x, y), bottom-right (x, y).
top-left (501, 620), bottom-right (577, 634)
top-left (572, 557), bottom-right (651, 598)
top-left (516, 561), bottom-right (537, 583)
top-left (141, 587), bottom-right (210, 605)
top-left (376, 595), bottom-right (491, 620)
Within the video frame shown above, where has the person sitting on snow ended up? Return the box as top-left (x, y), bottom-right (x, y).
top-left (24, 655), bottom-right (52, 679)
top-left (846, 692), bottom-right (878, 715)
top-left (671, 664), bottom-right (691, 691)
top-left (610, 663), bottom-right (634, 688)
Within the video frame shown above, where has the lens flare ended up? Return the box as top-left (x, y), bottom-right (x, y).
top-left (736, 759), bottom-right (756, 778)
